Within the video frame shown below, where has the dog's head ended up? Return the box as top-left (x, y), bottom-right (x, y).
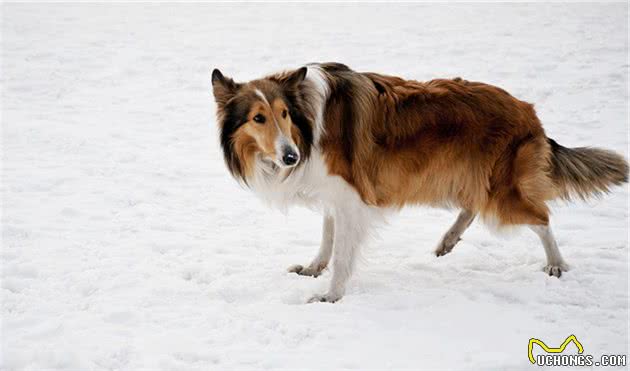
top-left (211, 67), bottom-right (312, 183)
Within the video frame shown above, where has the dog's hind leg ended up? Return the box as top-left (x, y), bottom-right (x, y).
top-left (288, 215), bottom-right (334, 277)
top-left (435, 209), bottom-right (476, 257)
top-left (529, 224), bottom-right (569, 277)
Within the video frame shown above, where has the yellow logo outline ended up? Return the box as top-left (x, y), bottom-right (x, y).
top-left (528, 334), bottom-right (584, 364)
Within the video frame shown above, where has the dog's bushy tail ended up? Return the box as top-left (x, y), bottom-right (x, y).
top-left (548, 138), bottom-right (628, 200)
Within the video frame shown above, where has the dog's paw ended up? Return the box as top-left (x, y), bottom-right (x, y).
top-left (287, 264), bottom-right (322, 277)
top-left (435, 237), bottom-right (461, 257)
top-left (307, 292), bottom-right (342, 303)
top-left (543, 263), bottom-right (569, 278)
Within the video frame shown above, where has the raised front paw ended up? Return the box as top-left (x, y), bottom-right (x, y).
top-left (287, 264), bottom-right (323, 277)
top-left (307, 292), bottom-right (342, 303)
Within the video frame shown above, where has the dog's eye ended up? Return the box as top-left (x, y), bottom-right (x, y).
top-left (253, 114), bottom-right (265, 124)
top-left (281, 109), bottom-right (288, 119)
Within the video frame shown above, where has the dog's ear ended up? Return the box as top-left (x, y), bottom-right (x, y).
top-left (212, 68), bottom-right (240, 106)
top-left (283, 66), bottom-right (308, 88)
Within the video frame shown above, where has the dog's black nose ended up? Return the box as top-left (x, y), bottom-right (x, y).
top-left (282, 148), bottom-right (299, 166)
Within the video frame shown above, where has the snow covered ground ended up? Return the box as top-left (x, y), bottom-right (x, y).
top-left (2, 3), bottom-right (628, 370)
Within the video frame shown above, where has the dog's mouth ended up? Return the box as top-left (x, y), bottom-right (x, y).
top-left (258, 155), bottom-right (298, 182)
top-left (259, 156), bottom-right (279, 173)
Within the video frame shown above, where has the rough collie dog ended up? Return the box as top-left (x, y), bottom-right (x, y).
top-left (211, 63), bottom-right (628, 303)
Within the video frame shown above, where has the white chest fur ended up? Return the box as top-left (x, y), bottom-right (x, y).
top-left (248, 150), bottom-right (351, 213)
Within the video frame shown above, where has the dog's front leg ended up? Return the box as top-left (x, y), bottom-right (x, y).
top-left (288, 214), bottom-right (334, 277)
top-left (308, 200), bottom-right (373, 303)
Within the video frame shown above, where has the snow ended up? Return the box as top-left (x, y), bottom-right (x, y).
top-left (2, 3), bottom-right (628, 370)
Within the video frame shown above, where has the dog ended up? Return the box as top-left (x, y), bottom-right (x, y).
top-left (211, 63), bottom-right (628, 303)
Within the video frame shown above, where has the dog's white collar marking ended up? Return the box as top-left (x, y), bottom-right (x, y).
top-left (248, 150), bottom-right (336, 212)
top-left (305, 65), bottom-right (330, 144)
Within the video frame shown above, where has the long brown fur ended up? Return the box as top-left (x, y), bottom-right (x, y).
top-left (314, 63), bottom-right (628, 226)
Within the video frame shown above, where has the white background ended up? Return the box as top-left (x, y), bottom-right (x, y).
top-left (2, 3), bottom-right (628, 370)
